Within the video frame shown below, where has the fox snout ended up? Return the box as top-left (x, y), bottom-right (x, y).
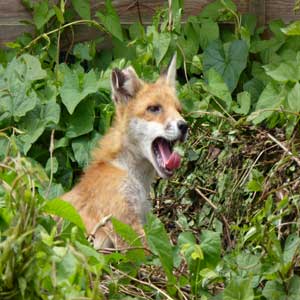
top-left (177, 120), bottom-right (188, 141)
top-left (165, 119), bottom-right (188, 142)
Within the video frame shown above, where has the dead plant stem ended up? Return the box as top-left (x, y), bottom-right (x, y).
top-left (195, 187), bottom-right (232, 248)
top-left (267, 133), bottom-right (300, 167)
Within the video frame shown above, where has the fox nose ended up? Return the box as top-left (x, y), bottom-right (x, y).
top-left (177, 120), bottom-right (188, 137)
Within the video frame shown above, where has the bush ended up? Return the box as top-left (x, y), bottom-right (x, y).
top-left (0, 0), bottom-right (300, 299)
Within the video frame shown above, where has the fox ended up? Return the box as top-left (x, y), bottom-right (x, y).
top-left (62, 55), bottom-right (188, 249)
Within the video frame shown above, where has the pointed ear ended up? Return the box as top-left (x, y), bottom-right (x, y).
top-left (165, 53), bottom-right (177, 87)
top-left (111, 67), bottom-right (142, 104)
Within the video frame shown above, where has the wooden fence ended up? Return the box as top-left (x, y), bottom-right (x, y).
top-left (0, 0), bottom-right (299, 48)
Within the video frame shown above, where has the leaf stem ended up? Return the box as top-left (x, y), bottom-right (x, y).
top-left (18, 20), bottom-right (106, 55)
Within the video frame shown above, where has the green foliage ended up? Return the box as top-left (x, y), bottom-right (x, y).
top-left (1, 0), bottom-right (300, 299)
top-left (0, 137), bottom-right (104, 299)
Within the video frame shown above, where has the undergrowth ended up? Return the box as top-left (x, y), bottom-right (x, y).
top-left (1, 0), bottom-right (300, 299)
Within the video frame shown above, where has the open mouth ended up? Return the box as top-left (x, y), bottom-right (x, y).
top-left (152, 137), bottom-right (181, 177)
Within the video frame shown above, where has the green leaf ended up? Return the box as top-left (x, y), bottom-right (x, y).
top-left (282, 21), bottom-right (300, 36)
top-left (262, 281), bottom-right (285, 300)
top-left (39, 182), bottom-right (65, 200)
top-left (178, 231), bottom-right (198, 264)
top-left (66, 100), bottom-right (95, 138)
top-left (45, 156), bottom-right (58, 176)
top-left (153, 32), bottom-right (171, 65)
top-left (60, 66), bottom-right (99, 114)
top-left (21, 54), bottom-right (47, 81)
top-left (75, 241), bottom-right (105, 265)
top-left (269, 19), bottom-right (286, 40)
top-left (0, 84), bottom-right (38, 120)
top-left (236, 253), bottom-right (261, 273)
top-left (71, 131), bottom-right (101, 168)
top-left (249, 82), bottom-right (282, 124)
top-left (200, 230), bottom-right (221, 268)
top-left (283, 234), bottom-right (300, 265)
top-left (111, 218), bottom-right (146, 263)
top-left (263, 276), bottom-right (300, 300)
top-left (96, 0), bottom-right (123, 41)
top-left (0, 54), bottom-right (47, 121)
top-left (199, 0), bottom-right (236, 20)
top-left (98, 103), bottom-right (114, 134)
top-left (203, 39), bottom-right (248, 92)
top-left (247, 169), bottom-right (264, 192)
top-left (233, 91), bottom-right (251, 115)
top-left (56, 250), bottom-right (78, 284)
top-left (288, 276), bottom-right (300, 300)
top-left (43, 198), bottom-right (86, 231)
top-left (199, 19), bottom-right (219, 50)
top-left (71, 0), bottom-right (90, 20)
top-left (53, 5), bottom-right (64, 24)
top-left (129, 22), bottom-right (145, 40)
top-left (241, 14), bottom-right (257, 36)
top-left (224, 277), bottom-right (254, 300)
top-left (144, 213), bottom-right (175, 284)
top-left (73, 43), bottom-right (94, 61)
top-left (18, 101), bottom-right (60, 154)
top-left (33, 0), bottom-right (55, 30)
top-left (204, 68), bottom-right (232, 110)
top-left (264, 62), bottom-right (300, 82)
top-left (288, 82), bottom-right (300, 112)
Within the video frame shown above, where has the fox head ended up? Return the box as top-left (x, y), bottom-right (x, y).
top-left (110, 55), bottom-right (188, 178)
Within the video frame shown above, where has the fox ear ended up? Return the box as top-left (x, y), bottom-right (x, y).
top-left (111, 67), bottom-right (142, 104)
top-left (165, 53), bottom-right (177, 87)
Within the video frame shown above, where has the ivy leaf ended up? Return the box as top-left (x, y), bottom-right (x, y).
top-left (96, 0), bottom-right (123, 41)
top-left (60, 66), bottom-right (99, 114)
top-left (288, 82), bottom-right (300, 112)
top-left (65, 100), bottom-right (95, 138)
top-left (203, 39), bottom-right (248, 92)
top-left (71, 0), bottom-right (90, 20)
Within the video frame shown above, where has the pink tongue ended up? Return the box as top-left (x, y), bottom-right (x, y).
top-left (158, 141), bottom-right (181, 171)
top-left (165, 152), bottom-right (181, 170)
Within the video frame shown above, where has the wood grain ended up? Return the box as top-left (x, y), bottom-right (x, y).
top-left (0, 0), bottom-right (298, 48)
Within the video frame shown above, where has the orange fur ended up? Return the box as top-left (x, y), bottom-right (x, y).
top-left (62, 63), bottom-right (185, 249)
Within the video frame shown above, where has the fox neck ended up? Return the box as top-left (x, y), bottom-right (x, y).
top-left (113, 135), bottom-right (156, 190)
top-left (112, 135), bottom-right (155, 224)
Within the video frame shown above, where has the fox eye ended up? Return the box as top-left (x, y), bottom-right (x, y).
top-left (147, 105), bottom-right (162, 114)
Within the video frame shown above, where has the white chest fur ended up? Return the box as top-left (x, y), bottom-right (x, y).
top-left (112, 148), bottom-right (156, 224)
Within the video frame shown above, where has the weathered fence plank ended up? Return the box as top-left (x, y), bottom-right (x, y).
top-left (0, 0), bottom-right (298, 48)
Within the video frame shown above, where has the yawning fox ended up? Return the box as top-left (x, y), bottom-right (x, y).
top-left (62, 55), bottom-right (188, 249)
